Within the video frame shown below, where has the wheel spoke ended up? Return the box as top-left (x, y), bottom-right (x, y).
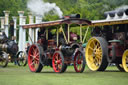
top-left (58, 64), bottom-right (62, 70)
top-left (32, 48), bottom-right (35, 54)
top-left (88, 57), bottom-right (93, 62)
top-left (33, 49), bottom-right (37, 56)
top-left (30, 61), bottom-right (35, 66)
top-left (92, 41), bottom-right (96, 47)
top-left (79, 63), bottom-right (82, 70)
top-left (35, 53), bottom-right (39, 58)
top-left (89, 46), bottom-right (94, 51)
top-left (30, 54), bottom-right (33, 57)
top-left (35, 57), bottom-right (39, 61)
top-left (96, 57), bottom-right (101, 66)
top-left (57, 54), bottom-right (59, 61)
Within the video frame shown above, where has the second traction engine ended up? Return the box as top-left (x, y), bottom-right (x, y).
top-left (0, 32), bottom-right (18, 55)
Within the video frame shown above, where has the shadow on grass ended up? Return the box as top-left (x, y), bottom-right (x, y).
top-left (104, 70), bottom-right (121, 72)
top-left (28, 66), bottom-right (126, 74)
top-left (40, 71), bottom-right (77, 74)
top-left (84, 69), bottom-right (122, 72)
top-left (39, 70), bottom-right (122, 74)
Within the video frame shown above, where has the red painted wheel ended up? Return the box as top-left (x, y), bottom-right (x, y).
top-left (74, 49), bottom-right (85, 73)
top-left (28, 44), bottom-right (43, 72)
top-left (52, 51), bottom-right (67, 73)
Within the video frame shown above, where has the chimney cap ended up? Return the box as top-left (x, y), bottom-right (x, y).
top-left (0, 17), bottom-right (5, 19)
top-left (3, 11), bottom-right (10, 13)
top-left (18, 11), bottom-right (24, 14)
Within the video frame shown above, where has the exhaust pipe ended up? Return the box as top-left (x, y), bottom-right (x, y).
top-left (62, 14), bottom-right (80, 19)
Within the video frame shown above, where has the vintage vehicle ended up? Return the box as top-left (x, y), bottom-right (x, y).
top-left (85, 8), bottom-right (128, 72)
top-left (22, 14), bottom-right (91, 73)
top-left (0, 32), bottom-right (18, 67)
top-left (0, 22), bottom-right (27, 67)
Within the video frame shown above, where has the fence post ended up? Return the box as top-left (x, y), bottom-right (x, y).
top-left (22, 16), bottom-right (27, 51)
top-left (0, 17), bottom-right (5, 32)
top-left (18, 11), bottom-right (24, 51)
top-left (3, 11), bottom-right (10, 37)
top-left (35, 15), bottom-right (42, 42)
top-left (28, 12), bottom-right (34, 44)
top-left (12, 16), bottom-right (17, 42)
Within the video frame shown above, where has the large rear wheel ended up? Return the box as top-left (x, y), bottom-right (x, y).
top-left (74, 49), bottom-right (85, 73)
top-left (0, 51), bottom-right (8, 68)
top-left (85, 37), bottom-right (108, 71)
top-left (28, 44), bottom-right (43, 72)
top-left (122, 50), bottom-right (128, 72)
top-left (52, 51), bottom-right (67, 73)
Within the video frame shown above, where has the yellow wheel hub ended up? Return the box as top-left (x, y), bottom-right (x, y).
top-left (122, 50), bottom-right (128, 72)
top-left (85, 37), bottom-right (102, 71)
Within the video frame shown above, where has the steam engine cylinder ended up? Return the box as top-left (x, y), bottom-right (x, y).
top-left (0, 32), bottom-right (18, 55)
top-left (59, 45), bottom-right (75, 57)
top-left (0, 44), bottom-right (8, 51)
top-left (0, 41), bottom-right (18, 55)
top-left (59, 43), bottom-right (80, 57)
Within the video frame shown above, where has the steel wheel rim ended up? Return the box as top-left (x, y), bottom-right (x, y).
top-left (0, 57), bottom-right (6, 66)
top-left (28, 45), bottom-right (40, 72)
top-left (52, 52), bottom-right (62, 72)
top-left (86, 38), bottom-right (102, 71)
top-left (74, 51), bottom-right (84, 72)
top-left (18, 52), bottom-right (26, 66)
top-left (0, 52), bottom-right (8, 67)
top-left (122, 50), bottom-right (128, 72)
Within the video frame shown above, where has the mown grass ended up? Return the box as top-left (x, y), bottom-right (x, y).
top-left (0, 63), bottom-right (128, 85)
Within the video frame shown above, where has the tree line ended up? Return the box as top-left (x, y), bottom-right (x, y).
top-left (0, 0), bottom-right (128, 20)
top-left (0, 0), bottom-right (128, 42)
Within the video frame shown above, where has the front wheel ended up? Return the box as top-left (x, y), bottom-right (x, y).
top-left (0, 51), bottom-right (8, 68)
top-left (52, 51), bottom-right (67, 73)
top-left (122, 50), bottom-right (128, 72)
top-left (85, 37), bottom-right (108, 71)
top-left (28, 44), bottom-right (43, 72)
top-left (74, 49), bottom-right (85, 73)
top-left (17, 51), bottom-right (27, 66)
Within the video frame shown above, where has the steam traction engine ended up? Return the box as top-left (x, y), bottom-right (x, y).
top-left (0, 32), bottom-right (18, 67)
top-left (23, 15), bottom-right (91, 73)
top-left (85, 8), bottom-right (128, 72)
top-left (0, 20), bottom-right (27, 67)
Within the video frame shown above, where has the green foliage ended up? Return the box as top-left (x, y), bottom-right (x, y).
top-left (0, 0), bottom-right (27, 18)
top-left (0, 0), bottom-right (128, 42)
top-left (1, 0), bottom-right (128, 20)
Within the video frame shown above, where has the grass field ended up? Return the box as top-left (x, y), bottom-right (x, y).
top-left (0, 63), bottom-right (128, 85)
